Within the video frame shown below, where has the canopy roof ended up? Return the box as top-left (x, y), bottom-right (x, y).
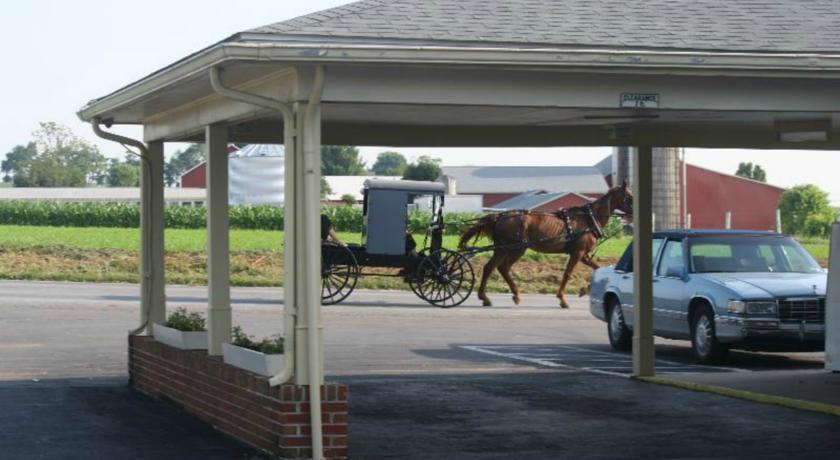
top-left (246, 0), bottom-right (840, 53)
top-left (78, 0), bottom-right (840, 151)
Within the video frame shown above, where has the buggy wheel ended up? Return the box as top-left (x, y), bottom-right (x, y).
top-left (321, 242), bottom-right (359, 305)
top-left (409, 249), bottom-right (475, 308)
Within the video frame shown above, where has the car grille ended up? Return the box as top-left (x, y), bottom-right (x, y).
top-left (778, 298), bottom-right (825, 323)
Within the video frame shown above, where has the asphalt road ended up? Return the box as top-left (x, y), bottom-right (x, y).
top-left (0, 280), bottom-right (824, 381)
top-left (0, 280), bottom-right (599, 380)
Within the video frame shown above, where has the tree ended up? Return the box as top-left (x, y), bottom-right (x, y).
top-left (735, 162), bottom-right (767, 182)
top-left (321, 176), bottom-right (332, 199)
top-left (13, 122), bottom-right (107, 187)
top-left (778, 184), bottom-right (837, 237)
top-left (165, 144), bottom-right (204, 186)
top-left (402, 156), bottom-right (442, 182)
top-left (106, 156), bottom-right (141, 187)
top-left (371, 151), bottom-right (407, 176)
top-left (321, 146), bottom-right (366, 176)
top-left (1, 142), bottom-right (37, 183)
top-left (340, 193), bottom-right (357, 205)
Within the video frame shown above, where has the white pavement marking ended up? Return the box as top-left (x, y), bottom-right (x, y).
top-left (460, 345), bottom-right (629, 378)
top-left (461, 344), bottom-right (748, 377)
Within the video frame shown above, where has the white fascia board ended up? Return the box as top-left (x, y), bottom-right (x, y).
top-left (77, 41), bottom-right (840, 125)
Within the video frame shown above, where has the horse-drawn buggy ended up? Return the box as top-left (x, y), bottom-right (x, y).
top-left (321, 180), bottom-right (476, 307)
top-left (322, 178), bottom-right (633, 309)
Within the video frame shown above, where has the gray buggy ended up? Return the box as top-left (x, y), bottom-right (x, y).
top-left (321, 180), bottom-right (475, 307)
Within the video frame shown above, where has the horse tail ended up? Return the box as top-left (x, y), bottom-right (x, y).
top-left (459, 215), bottom-right (497, 249)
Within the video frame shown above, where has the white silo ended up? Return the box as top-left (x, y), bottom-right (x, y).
top-left (612, 146), bottom-right (683, 230)
top-left (229, 144), bottom-right (285, 205)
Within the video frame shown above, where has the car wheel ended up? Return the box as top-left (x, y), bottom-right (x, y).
top-left (690, 306), bottom-right (729, 364)
top-left (607, 298), bottom-right (632, 351)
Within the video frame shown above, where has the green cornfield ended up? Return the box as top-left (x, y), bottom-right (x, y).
top-left (0, 200), bottom-right (485, 233)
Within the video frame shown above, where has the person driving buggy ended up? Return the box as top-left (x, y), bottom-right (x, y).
top-left (320, 214), bottom-right (345, 246)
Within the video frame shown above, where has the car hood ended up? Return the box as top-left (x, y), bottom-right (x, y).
top-left (698, 272), bottom-right (827, 299)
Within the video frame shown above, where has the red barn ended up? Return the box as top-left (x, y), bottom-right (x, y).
top-left (684, 164), bottom-right (785, 231)
top-left (180, 163), bottom-right (207, 188)
top-left (178, 145), bottom-right (239, 188)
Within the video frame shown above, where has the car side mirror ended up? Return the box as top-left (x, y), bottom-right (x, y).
top-left (665, 267), bottom-right (686, 279)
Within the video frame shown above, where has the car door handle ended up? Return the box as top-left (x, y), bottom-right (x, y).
top-left (621, 275), bottom-right (631, 280)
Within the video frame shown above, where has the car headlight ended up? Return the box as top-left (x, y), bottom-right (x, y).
top-left (726, 300), bottom-right (746, 314)
top-left (746, 301), bottom-right (777, 315)
top-left (726, 300), bottom-right (778, 315)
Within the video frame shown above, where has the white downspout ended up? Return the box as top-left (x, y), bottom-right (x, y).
top-left (92, 121), bottom-right (152, 335)
top-left (209, 67), bottom-right (297, 386)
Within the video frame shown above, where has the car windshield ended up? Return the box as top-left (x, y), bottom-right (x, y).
top-left (688, 236), bottom-right (822, 274)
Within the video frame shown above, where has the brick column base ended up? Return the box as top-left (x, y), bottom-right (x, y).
top-left (129, 335), bottom-right (347, 459)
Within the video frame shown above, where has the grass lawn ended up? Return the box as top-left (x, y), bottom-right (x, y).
top-left (0, 225), bottom-right (633, 259)
top-left (0, 225), bottom-right (828, 295)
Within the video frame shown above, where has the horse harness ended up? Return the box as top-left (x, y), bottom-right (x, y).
top-left (555, 203), bottom-right (604, 241)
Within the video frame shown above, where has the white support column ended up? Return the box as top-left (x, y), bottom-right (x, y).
top-left (206, 123), bottom-right (231, 355)
top-left (633, 145), bottom-right (656, 377)
top-left (293, 102), bottom-right (324, 386)
top-left (143, 141), bottom-right (166, 330)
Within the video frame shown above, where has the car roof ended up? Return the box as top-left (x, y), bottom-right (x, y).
top-left (653, 229), bottom-right (782, 239)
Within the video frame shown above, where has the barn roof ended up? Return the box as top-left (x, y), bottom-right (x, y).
top-left (441, 166), bottom-right (608, 195)
top-left (486, 190), bottom-right (591, 211)
top-left (243, 0), bottom-right (840, 53)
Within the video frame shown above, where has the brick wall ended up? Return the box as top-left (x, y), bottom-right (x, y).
top-left (129, 336), bottom-right (348, 459)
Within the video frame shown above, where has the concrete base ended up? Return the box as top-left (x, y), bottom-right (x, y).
top-left (129, 336), bottom-right (347, 459)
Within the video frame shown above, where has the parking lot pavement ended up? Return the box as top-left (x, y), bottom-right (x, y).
top-left (346, 371), bottom-right (840, 460)
top-left (0, 378), bottom-right (264, 460)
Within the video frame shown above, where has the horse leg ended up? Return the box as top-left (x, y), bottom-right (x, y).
top-left (578, 253), bottom-right (600, 297)
top-left (497, 248), bottom-right (526, 305)
top-left (581, 253), bottom-right (600, 270)
top-left (557, 252), bottom-right (582, 309)
top-left (478, 251), bottom-right (505, 307)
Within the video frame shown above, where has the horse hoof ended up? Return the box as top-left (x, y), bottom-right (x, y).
top-left (512, 296), bottom-right (521, 306)
top-left (560, 302), bottom-right (570, 309)
top-left (482, 300), bottom-right (493, 307)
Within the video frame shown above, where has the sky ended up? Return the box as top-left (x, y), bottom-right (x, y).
top-left (2, 1), bottom-right (839, 206)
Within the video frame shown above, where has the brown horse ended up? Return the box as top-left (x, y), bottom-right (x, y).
top-left (458, 182), bottom-right (633, 308)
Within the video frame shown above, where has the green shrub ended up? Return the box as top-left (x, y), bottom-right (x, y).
top-left (163, 307), bottom-right (206, 331)
top-left (231, 326), bottom-right (284, 354)
top-left (779, 185), bottom-right (837, 237)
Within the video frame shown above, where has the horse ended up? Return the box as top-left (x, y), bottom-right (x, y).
top-left (458, 182), bottom-right (634, 308)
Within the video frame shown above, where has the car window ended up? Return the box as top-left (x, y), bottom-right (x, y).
top-left (616, 238), bottom-right (664, 273)
top-left (782, 244), bottom-right (819, 272)
top-left (657, 240), bottom-right (684, 276)
top-left (689, 235), bottom-right (821, 273)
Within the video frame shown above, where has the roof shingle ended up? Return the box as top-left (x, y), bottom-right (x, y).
top-left (246, 0), bottom-right (840, 53)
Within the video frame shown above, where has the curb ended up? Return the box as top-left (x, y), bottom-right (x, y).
top-left (638, 376), bottom-right (840, 417)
